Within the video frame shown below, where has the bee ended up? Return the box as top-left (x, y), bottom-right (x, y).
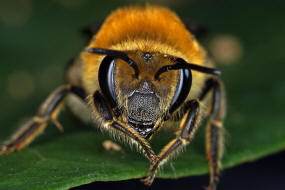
top-left (0, 5), bottom-right (226, 190)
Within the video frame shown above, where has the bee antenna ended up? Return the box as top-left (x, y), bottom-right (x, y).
top-left (87, 48), bottom-right (139, 78)
top-left (155, 57), bottom-right (221, 80)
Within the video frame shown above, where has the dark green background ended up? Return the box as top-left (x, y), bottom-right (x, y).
top-left (0, 0), bottom-right (284, 189)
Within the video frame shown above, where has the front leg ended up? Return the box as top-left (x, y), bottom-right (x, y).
top-left (0, 84), bottom-right (86, 155)
top-left (92, 91), bottom-right (157, 163)
top-left (141, 99), bottom-right (200, 185)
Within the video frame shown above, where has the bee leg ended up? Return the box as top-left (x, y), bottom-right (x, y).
top-left (199, 78), bottom-right (226, 190)
top-left (92, 91), bottom-right (157, 163)
top-left (141, 99), bottom-right (200, 186)
top-left (0, 85), bottom-right (86, 155)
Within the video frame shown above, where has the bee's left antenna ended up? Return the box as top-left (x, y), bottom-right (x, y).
top-left (155, 57), bottom-right (221, 80)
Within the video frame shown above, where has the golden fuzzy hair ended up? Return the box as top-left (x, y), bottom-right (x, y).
top-left (81, 5), bottom-right (208, 95)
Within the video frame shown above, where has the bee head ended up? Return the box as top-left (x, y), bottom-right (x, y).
top-left (88, 48), bottom-right (220, 127)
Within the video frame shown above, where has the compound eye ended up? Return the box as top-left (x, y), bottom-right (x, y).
top-left (169, 68), bottom-right (192, 113)
top-left (98, 56), bottom-right (117, 108)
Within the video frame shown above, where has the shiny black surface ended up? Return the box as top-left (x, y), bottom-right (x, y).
top-left (98, 56), bottom-right (117, 108)
top-left (128, 122), bottom-right (155, 139)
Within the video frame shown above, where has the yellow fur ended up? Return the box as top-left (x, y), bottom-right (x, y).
top-left (81, 5), bottom-right (208, 95)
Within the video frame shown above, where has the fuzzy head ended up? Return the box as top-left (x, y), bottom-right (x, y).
top-left (92, 48), bottom-right (192, 133)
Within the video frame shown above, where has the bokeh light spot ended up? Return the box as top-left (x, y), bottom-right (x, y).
top-left (209, 35), bottom-right (243, 64)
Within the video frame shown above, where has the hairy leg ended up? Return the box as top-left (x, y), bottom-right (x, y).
top-left (0, 85), bottom-right (85, 155)
top-left (199, 78), bottom-right (226, 190)
top-left (141, 99), bottom-right (201, 185)
top-left (92, 91), bottom-right (157, 163)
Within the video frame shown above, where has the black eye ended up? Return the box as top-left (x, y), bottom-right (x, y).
top-left (154, 56), bottom-right (220, 113)
top-left (169, 68), bottom-right (192, 113)
top-left (98, 56), bottom-right (117, 108)
top-left (89, 48), bottom-right (141, 109)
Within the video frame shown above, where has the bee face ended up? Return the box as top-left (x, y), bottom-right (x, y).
top-left (111, 51), bottom-right (181, 126)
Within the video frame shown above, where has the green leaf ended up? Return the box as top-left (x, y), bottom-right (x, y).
top-left (0, 0), bottom-right (284, 190)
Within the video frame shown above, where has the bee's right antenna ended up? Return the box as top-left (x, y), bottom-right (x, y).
top-left (87, 48), bottom-right (139, 78)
